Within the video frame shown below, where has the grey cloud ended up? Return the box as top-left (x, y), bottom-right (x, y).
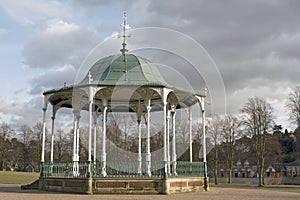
top-left (23, 21), bottom-right (101, 69)
top-left (133, 0), bottom-right (300, 62)
top-left (0, 0), bottom-right (72, 26)
top-left (0, 96), bottom-right (43, 128)
top-left (30, 64), bottom-right (76, 94)
top-left (14, 0), bottom-right (300, 129)
top-left (121, 0), bottom-right (300, 127)
top-left (0, 28), bottom-right (8, 38)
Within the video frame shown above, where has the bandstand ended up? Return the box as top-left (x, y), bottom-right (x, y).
top-left (38, 13), bottom-right (209, 194)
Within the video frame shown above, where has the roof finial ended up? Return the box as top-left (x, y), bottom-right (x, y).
top-left (120, 11), bottom-right (130, 55)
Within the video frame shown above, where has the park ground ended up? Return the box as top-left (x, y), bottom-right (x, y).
top-left (0, 172), bottom-right (299, 200)
top-left (0, 184), bottom-right (299, 200)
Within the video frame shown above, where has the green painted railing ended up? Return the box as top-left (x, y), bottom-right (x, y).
top-left (43, 161), bottom-right (90, 178)
top-left (176, 161), bottom-right (205, 177)
top-left (42, 161), bottom-right (204, 178)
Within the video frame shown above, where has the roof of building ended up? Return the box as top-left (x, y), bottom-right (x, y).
top-left (79, 54), bottom-right (167, 87)
top-left (284, 159), bottom-right (300, 167)
top-left (42, 13), bottom-right (205, 113)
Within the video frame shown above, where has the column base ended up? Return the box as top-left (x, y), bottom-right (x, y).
top-left (70, 172), bottom-right (80, 177)
top-left (171, 172), bottom-right (178, 177)
top-left (40, 162), bottom-right (44, 177)
top-left (204, 177), bottom-right (210, 191)
top-left (72, 161), bottom-right (80, 177)
top-left (100, 167), bottom-right (107, 177)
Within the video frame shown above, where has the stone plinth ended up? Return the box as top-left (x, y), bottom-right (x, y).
top-left (39, 177), bottom-right (206, 194)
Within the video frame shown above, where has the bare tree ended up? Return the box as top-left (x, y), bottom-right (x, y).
top-left (241, 97), bottom-right (273, 187)
top-left (20, 125), bottom-right (33, 148)
top-left (0, 122), bottom-right (15, 170)
top-left (55, 129), bottom-right (66, 161)
top-left (222, 115), bottom-right (241, 184)
top-left (108, 113), bottom-right (136, 150)
top-left (0, 122), bottom-right (14, 140)
top-left (32, 122), bottom-right (43, 166)
top-left (287, 86), bottom-right (300, 127)
top-left (207, 115), bottom-right (223, 185)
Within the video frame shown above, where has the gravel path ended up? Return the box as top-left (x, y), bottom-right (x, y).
top-left (0, 184), bottom-right (299, 200)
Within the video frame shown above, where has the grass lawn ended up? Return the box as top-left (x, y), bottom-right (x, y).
top-left (211, 183), bottom-right (300, 194)
top-left (0, 171), bottom-right (39, 185)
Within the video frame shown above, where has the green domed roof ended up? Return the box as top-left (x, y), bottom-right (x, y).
top-left (80, 54), bottom-right (167, 86)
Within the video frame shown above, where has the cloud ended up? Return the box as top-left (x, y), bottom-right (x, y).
top-left (0, 28), bottom-right (8, 38)
top-left (30, 64), bottom-right (76, 94)
top-left (2, 0), bottom-right (300, 130)
top-left (0, 0), bottom-right (71, 25)
top-left (72, 0), bottom-right (125, 6)
top-left (122, 0), bottom-right (300, 128)
top-left (0, 96), bottom-right (42, 128)
top-left (23, 20), bottom-right (101, 69)
top-left (227, 82), bottom-right (294, 129)
top-left (131, 0), bottom-right (300, 59)
top-left (0, 95), bottom-right (76, 132)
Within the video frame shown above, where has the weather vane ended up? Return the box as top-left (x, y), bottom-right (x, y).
top-left (119, 11), bottom-right (130, 55)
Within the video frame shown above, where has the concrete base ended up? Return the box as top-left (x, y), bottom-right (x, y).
top-left (39, 177), bottom-right (207, 195)
top-left (39, 177), bottom-right (92, 194)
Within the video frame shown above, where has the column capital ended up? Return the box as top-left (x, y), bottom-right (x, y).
top-left (137, 119), bottom-right (141, 124)
top-left (51, 116), bottom-right (55, 120)
top-left (102, 105), bottom-right (108, 111)
top-left (162, 101), bottom-right (168, 107)
top-left (42, 108), bottom-right (47, 112)
top-left (146, 105), bottom-right (151, 112)
top-left (171, 104), bottom-right (176, 110)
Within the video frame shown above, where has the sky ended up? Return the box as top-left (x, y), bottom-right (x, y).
top-left (0, 0), bottom-right (300, 131)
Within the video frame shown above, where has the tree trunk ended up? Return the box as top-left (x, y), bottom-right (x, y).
top-left (228, 170), bottom-right (232, 184)
top-left (257, 158), bottom-right (265, 187)
top-left (214, 147), bottom-right (218, 185)
top-left (258, 169), bottom-right (263, 187)
top-left (262, 159), bottom-right (265, 185)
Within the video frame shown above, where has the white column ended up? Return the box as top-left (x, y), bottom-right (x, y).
top-left (50, 116), bottom-right (55, 162)
top-left (88, 98), bottom-right (93, 163)
top-left (189, 108), bottom-right (193, 163)
top-left (163, 100), bottom-right (168, 177)
top-left (72, 110), bottom-right (79, 176)
top-left (137, 119), bottom-right (142, 175)
top-left (93, 115), bottom-right (97, 164)
top-left (167, 110), bottom-right (171, 175)
top-left (171, 110), bottom-right (177, 176)
top-left (88, 89), bottom-right (93, 178)
top-left (137, 101), bottom-right (142, 176)
top-left (200, 95), bottom-right (209, 191)
top-left (41, 107), bottom-right (47, 163)
top-left (202, 103), bottom-right (207, 171)
top-left (101, 105), bottom-right (108, 177)
top-left (146, 99), bottom-right (152, 177)
top-left (76, 117), bottom-right (80, 161)
top-left (72, 111), bottom-right (78, 162)
top-left (87, 71), bottom-right (94, 178)
top-left (40, 106), bottom-right (47, 177)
